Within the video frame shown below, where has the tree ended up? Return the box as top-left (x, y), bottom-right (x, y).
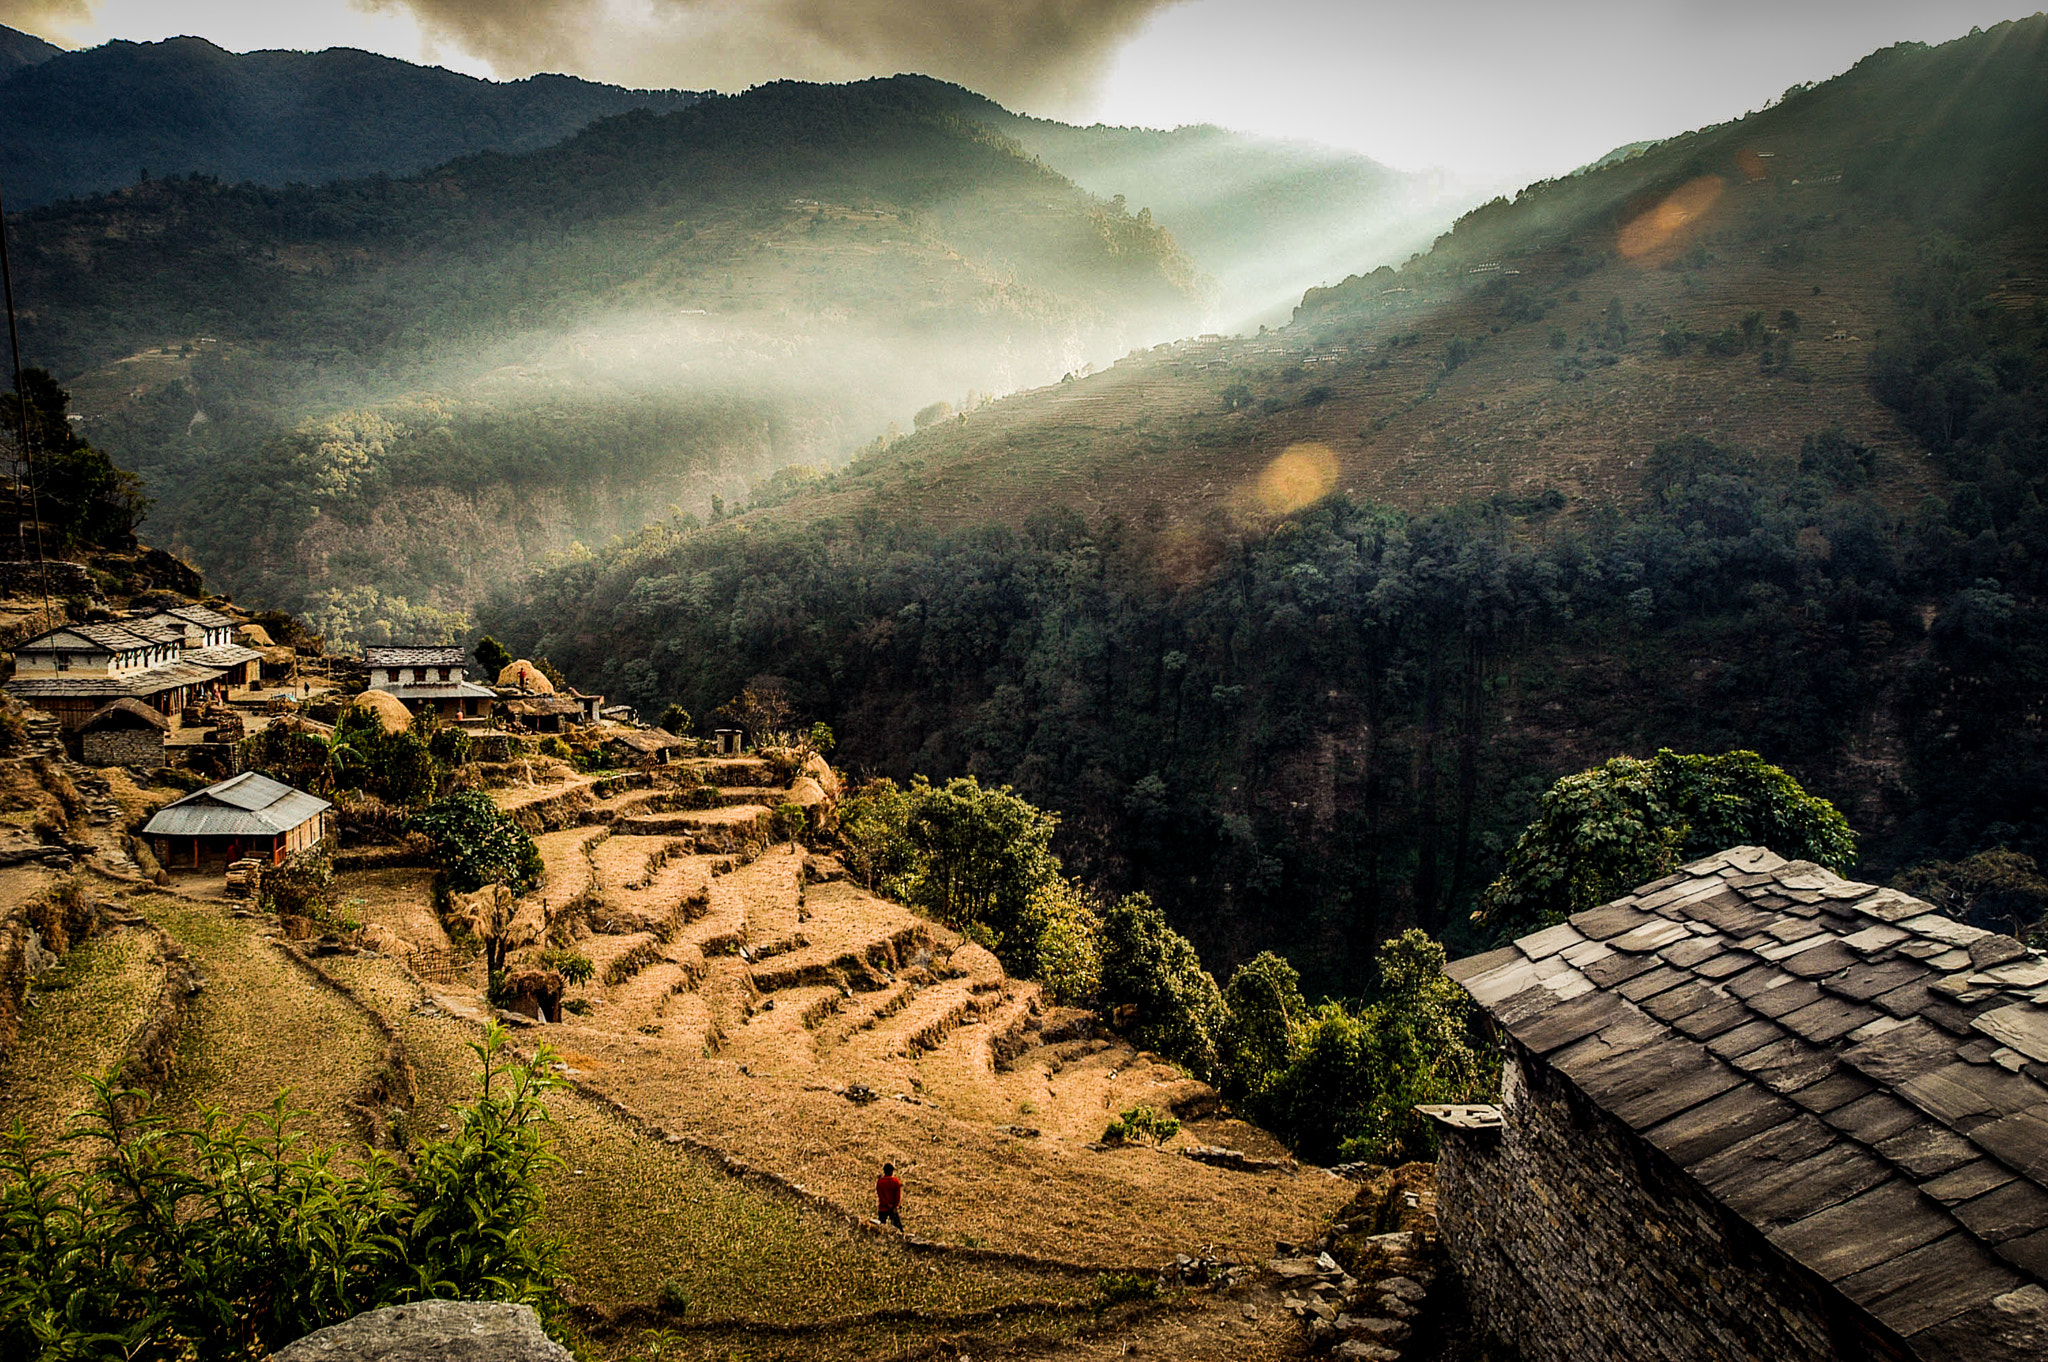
top-left (1260, 932), bottom-right (1493, 1164)
top-left (1018, 877), bottom-right (1101, 1006)
top-left (409, 792), bottom-right (543, 895)
top-left (1219, 951), bottom-right (1307, 1101)
top-left (1478, 749), bottom-right (1855, 936)
top-left (474, 635), bottom-right (512, 678)
top-left (900, 775), bottom-right (1060, 966)
top-left (658, 703), bottom-right (692, 737)
top-left (1893, 848), bottom-right (2048, 944)
top-left (5, 369), bottom-right (148, 547)
top-left (1097, 892), bottom-right (1227, 1080)
top-left (716, 686), bottom-right (793, 743)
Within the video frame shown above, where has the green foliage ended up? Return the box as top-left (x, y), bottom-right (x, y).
top-left (410, 792), bottom-right (544, 895)
top-left (1218, 951), bottom-right (1307, 1102)
top-left (1097, 893), bottom-right (1227, 1079)
top-left (1019, 878), bottom-right (1102, 1007)
top-left (806, 721), bottom-right (836, 755)
top-left (900, 776), bottom-right (1061, 965)
top-left (658, 704), bottom-right (693, 738)
top-left (259, 854), bottom-right (334, 922)
top-left (769, 801), bottom-right (807, 844)
top-left (1478, 749), bottom-right (1856, 935)
top-left (1091, 1272), bottom-right (1159, 1309)
top-left (1257, 932), bottom-right (1494, 1165)
top-left (6, 369), bottom-right (148, 548)
top-left (1101, 1105), bottom-right (1180, 1148)
top-left (0, 1024), bottom-right (564, 1359)
top-left (474, 635), bottom-right (513, 679)
top-left (537, 949), bottom-right (595, 987)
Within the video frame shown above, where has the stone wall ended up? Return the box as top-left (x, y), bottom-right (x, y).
top-left (1436, 1051), bottom-right (1889, 1362)
top-left (81, 727), bottom-right (164, 768)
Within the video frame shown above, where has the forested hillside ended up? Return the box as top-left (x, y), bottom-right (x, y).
top-left (11, 77), bottom-right (1207, 636)
top-left (0, 30), bottom-right (701, 208)
top-left (481, 17), bottom-right (2048, 994)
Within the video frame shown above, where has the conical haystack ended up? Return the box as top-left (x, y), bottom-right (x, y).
top-left (497, 659), bottom-right (556, 693)
top-left (351, 688), bottom-right (415, 734)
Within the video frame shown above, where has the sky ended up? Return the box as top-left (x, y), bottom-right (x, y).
top-left (3, 1), bottom-right (2042, 188)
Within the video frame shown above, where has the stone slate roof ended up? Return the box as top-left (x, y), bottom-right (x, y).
top-left (7, 659), bottom-right (225, 699)
top-left (362, 645), bottom-right (466, 668)
top-left (1447, 845), bottom-right (2048, 1360)
top-left (81, 697), bottom-right (169, 732)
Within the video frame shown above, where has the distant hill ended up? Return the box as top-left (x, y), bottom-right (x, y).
top-left (0, 23), bottom-right (60, 74)
top-left (0, 33), bottom-right (703, 207)
top-left (478, 17), bottom-right (2048, 992)
top-left (11, 76), bottom-right (1207, 629)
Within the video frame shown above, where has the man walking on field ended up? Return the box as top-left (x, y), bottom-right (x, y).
top-left (876, 1162), bottom-right (903, 1229)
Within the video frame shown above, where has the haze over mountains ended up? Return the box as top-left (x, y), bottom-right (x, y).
top-left (478, 16), bottom-right (2048, 985)
top-left (0, 27), bottom-right (1456, 637)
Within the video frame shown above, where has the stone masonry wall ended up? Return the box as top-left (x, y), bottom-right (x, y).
top-left (1437, 1051), bottom-right (1858, 1362)
top-left (81, 727), bottom-right (164, 768)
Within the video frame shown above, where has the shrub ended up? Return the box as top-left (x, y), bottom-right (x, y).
top-left (0, 1024), bottom-right (565, 1358)
top-left (410, 792), bottom-right (544, 895)
top-left (1093, 1272), bottom-right (1160, 1309)
top-left (1102, 1105), bottom-right (1180, 1147)
top-left (538, 948), bottom-right (595, 987)
top-left (1097, 893), bottom-right (1226, 1080)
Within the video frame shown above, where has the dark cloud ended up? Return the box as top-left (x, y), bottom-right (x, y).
top-left (364, 0), bottom-right (1183, 112)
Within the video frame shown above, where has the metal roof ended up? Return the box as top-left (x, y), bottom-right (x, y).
top-left (1447, 845), bottom-right (2048, 1359)
top-left (143, 772), bottom-right (331, 838)
top-left (364, 645), bottom-right (466, 668)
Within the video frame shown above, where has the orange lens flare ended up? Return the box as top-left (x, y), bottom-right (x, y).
top-left (1253, 442), bottom-right (1339, 515)
top-left (1617, 175), bottom-right (1725, 260)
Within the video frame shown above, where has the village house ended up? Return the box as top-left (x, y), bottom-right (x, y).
top-left (5, 619), bottom-right (231, 729)
top-left (363, 645), bottom-right (495, 725)
top-left (142, 771), bottom-right (333, 875)
top-left (1434, 846), bottom-right (2048, 1362)
top-left (605, 726), bottom-right (684, 767)
top-left (133, 604), bottom-right (264, 688)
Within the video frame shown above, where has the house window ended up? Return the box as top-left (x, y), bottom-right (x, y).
top-left (56, 654), bottom-right (69, 672)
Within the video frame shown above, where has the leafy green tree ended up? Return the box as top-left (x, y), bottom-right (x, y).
top-left (900, 776), bottom-right (1061, 969)
top-left (409, 792), bottom-right (543, 895)
top-left (6, 369), bottom-right (148, 547)
top-left (1019, 878), bottom-right (1102, 1006)
top-left (658, 703), bottom-right (693, 736)
top-left (836, 777), bottom-right (921, 898)
top-left (1097, 892), bottom-right (1227, 1079)
top-left (1478, 749), bottom-right (1855, 935)
top-left (1260, 932), bottom-right (1493, 1164)
top-left (474, 635), bottom-right (512, 679)
top-left (1219, 951), bottom-right (1307, 1101)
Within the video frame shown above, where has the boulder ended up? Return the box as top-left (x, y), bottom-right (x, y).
top-left (272, 1301), bottom-right (569, 1362)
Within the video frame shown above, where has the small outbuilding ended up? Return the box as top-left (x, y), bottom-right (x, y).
top-left (79, 697), bottom-right (169, 767)
top-left (605, 727), bottom-right (683, 767)
top-left (143, 771), bottom-right (333, 874)
top-left (501, 695), bottom-right (584, 733)
top-left (1436, 845), bottom-right (2048, 1362)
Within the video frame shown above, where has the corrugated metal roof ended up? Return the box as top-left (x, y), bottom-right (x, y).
top-left (143, 772), bottom-right (331, 838)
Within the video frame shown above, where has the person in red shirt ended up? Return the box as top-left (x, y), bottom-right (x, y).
top-left (875, 1162), bottom-right (903, 1229)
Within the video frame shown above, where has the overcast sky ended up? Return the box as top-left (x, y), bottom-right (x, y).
top-left (5, 1), bottom-right (2041, 187)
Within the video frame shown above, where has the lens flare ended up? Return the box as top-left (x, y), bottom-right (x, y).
top-left (1253, 441), bottom-right (1339, 515)
top-left (1617, 176), bottom-right (1724, 260)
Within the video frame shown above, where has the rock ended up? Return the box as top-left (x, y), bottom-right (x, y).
top-left (1306, 1317), bottom-right (1335, 1348)
top-left (272, 1301), bottom-right (570, 1361)
top-left (1376, 1294), bottom-right (1418, 1319)
top-left (1316, 1251), bottom-right (1342, 1273)
top-left (843, 1084), bottom-right (879, 1104)
top-left (1374, 1276), bottom-right (1426, 1303)
top-left (1969, 934), bottom-right (2030, 967)
top-left (1332, 1342), bottom-right (1400, 1362)
top-left (1346, 1316), bottom-right (1411, 1344)
top-left (998, 1124), bottom-right (1040, 1138)
top-left (1269, 1257), bottom-right (1320, 1277)
top-left (1309, 1299), bottom-right (1337, 1322)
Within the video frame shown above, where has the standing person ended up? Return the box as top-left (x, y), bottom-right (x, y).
top-left (875, 1162), bottom-right (903, 1230)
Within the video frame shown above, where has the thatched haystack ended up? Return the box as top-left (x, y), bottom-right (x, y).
top-left (497, 659), bottom-right (556, 693)
top-left (350, 689), bottom-right (414, 734)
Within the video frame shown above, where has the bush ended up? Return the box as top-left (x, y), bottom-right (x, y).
top-left (409, 792), bottom-right (544, 895)
top-left (538, 948), bottom-right (595, 987)
top-left (0, 1024), bottom-right (566, 1359)
top-left (1097, 893), bottom-right (1226, 1080)
top-left (1102, 1105), bottom-right (1180, 1147)
top-left (1093, 1272), bottom-right (1160, 1309)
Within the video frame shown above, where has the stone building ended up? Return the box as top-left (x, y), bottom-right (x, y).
top-left (1436, 846), bottom-right (2048, 1362)
top-left (5, 619), bottom-right (229, 729)
top-left (143, 771), bottom-right (333, 875)
top-left (363, 644), bottom-right (494, 724)
top-left (78, 697), bottom-right (169, 767)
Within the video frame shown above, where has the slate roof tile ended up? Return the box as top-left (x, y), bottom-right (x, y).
top-left (1448, 846), bottom-right (2048, 1351)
